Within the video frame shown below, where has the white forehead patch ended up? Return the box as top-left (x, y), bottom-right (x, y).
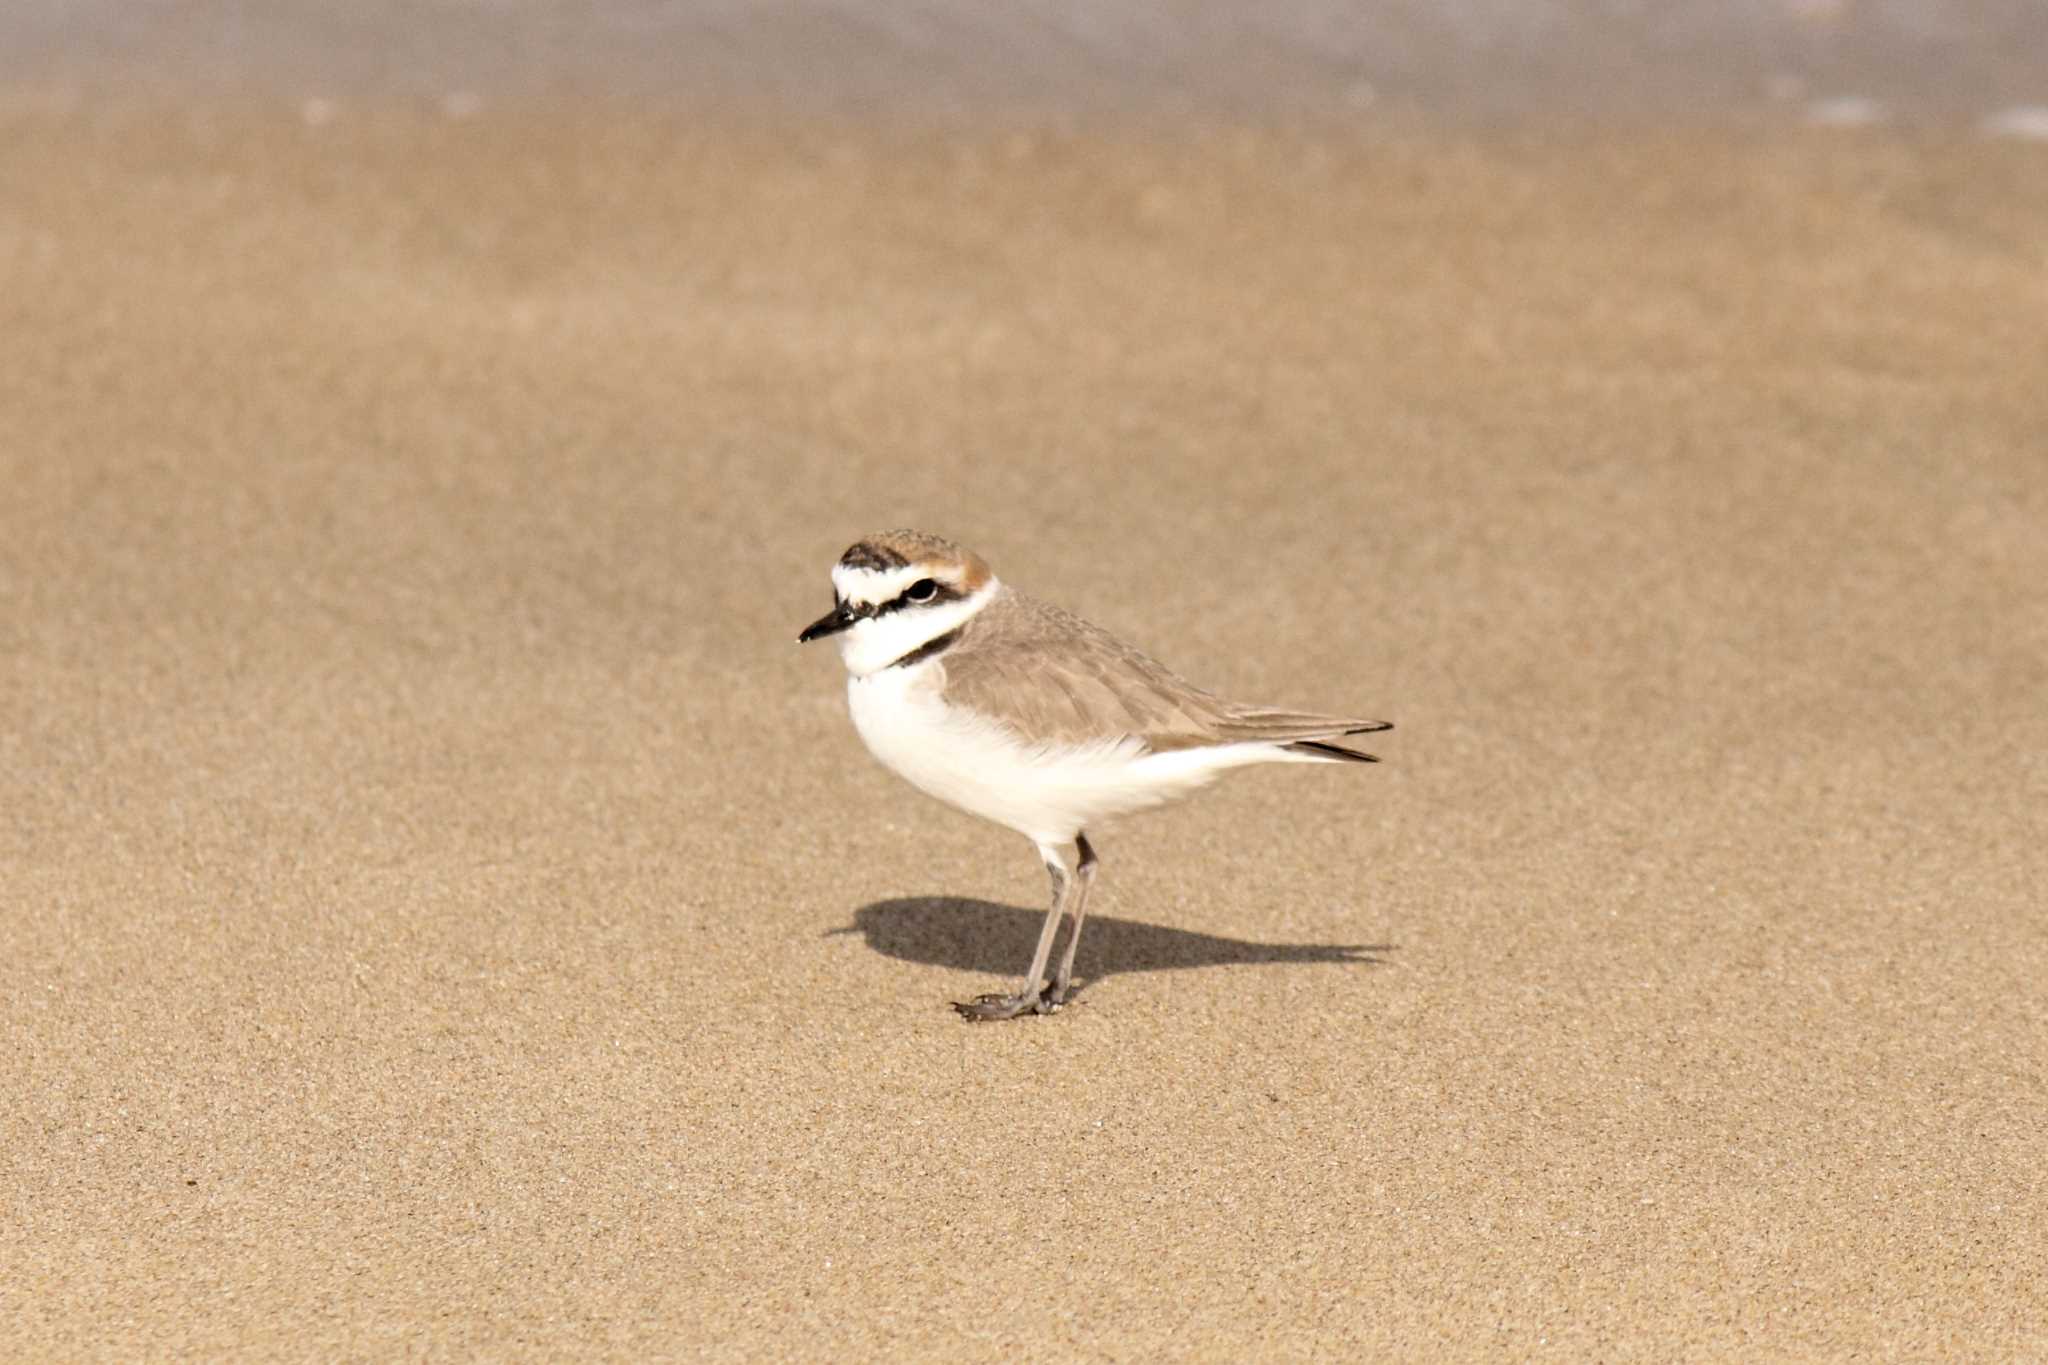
top-left (832, 563), bottom-right (931, 607)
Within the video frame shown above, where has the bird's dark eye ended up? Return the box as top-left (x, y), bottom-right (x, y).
top-left (906, 578), bottom-right (938, 603)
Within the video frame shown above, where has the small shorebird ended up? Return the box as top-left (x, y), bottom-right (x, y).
top-left (799, 530), bottom-right (1391, 1020)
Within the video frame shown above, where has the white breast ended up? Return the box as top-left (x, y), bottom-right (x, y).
top-left (845, 661), bottom-right (1294, 848)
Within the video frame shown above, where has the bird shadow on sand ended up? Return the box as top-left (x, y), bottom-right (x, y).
top-left (834, 897), bottom-right (1393, 993)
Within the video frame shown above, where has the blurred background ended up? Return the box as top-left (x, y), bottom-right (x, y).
top-left (7, 0), bottom-right (2048, 127)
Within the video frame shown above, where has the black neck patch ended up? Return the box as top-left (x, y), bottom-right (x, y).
top-left (887, 627), bottom-right (961, 670)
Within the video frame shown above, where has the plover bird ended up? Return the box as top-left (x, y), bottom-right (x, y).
top-left (799, 530), bottom-right (1391, 1020)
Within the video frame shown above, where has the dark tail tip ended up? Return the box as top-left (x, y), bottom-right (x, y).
top-left (1287, 740), bottom-right (1381, 763)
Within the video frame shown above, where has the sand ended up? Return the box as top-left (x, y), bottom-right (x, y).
top-left (3, 97), bottom-right (2046, 1359)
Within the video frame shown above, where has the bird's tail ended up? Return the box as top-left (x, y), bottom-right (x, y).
top-left (1211, 710), bottom-right (1392, 764)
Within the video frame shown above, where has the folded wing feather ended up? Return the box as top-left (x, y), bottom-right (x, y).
top-left (937, 590), bottom-right (1391, 754)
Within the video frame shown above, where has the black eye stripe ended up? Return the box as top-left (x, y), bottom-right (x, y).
top-left (868, 579), bottom-right (964, 618)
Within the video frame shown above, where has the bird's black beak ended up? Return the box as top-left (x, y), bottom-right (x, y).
top-left (798, 602), bottom-right (857, 643)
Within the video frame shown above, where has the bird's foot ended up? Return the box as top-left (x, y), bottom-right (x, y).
top-left (953, 987), bottom-right (1063, 1021)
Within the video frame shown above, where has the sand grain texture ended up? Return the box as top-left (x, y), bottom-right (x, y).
top-left (3, 106), bottom-right (2045, 1359)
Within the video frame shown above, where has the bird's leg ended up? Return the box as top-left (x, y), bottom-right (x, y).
top-left (1044, 832), bottom-right (1098, 1008)
top-left (954, 847), bottom-right (1072, 1021)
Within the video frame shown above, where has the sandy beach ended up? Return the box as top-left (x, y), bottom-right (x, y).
top-left (3, 82), bottom-right (2046, 1358)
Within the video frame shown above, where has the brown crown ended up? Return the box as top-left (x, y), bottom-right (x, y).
top-left (839, 530), bottom-right (994, 591)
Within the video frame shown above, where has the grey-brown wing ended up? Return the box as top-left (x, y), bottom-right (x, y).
top-left (936, 593), bottom-right (1220, 747)
top-left (940, 592), bottom-right (1390, 752)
